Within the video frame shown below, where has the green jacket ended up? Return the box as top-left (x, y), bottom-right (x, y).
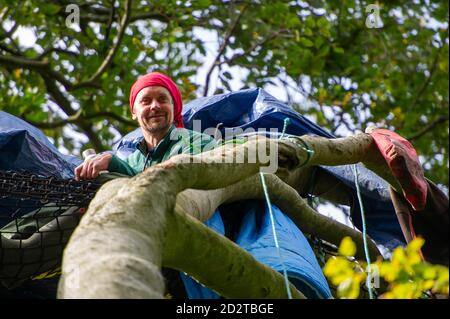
top-left (108, 125), bottom-right (217, 176)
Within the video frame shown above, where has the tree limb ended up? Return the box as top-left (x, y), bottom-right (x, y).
top-left (37, 47), bottom-right (80, 59)
top-left (410, 27), bottom-right (448, 111)
top-left (220, 29), bottom-right (286, 66)
top-left (70, 0), bottom-right (132, 90)
top-left (177, 172), bottom-right (381, 261)
top-left (203, 4), bottom-right (248, 96)
top-left (0, 54), bottom-right (74, 90)
top-left (41, 75), bottom-right (106, 151)
top-left (24, 111), bottom-right (136, 129)
top-left (77, 10), bottom-right (171, 24)
top-left (102, 0), bottom-right (116, 49)
top-left (407, 115), bottom-right (449, 141)
top-left (0, 42), bottom-right (22, 56)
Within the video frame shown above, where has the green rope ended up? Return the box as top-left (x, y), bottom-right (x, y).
top-left (278, 119), bottom-right (315, 168)
top-left (288, 137), bottom-right (315, 168)
top-left (258, 117), bottom-right (294, 298)
top-left (351, 164), bottom-right (375, 299)
top-left (280, 118), bottom-right (290, 139)
top-left (259, 172), bottom-right (293, 299)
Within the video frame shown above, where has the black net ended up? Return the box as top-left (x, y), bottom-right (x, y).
top-left (0, 170), bottom-right (101, 290)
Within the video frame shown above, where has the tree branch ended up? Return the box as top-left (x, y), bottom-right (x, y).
top-left (0, 42), bottom-right (22, 56)
top-left (102, 0), bottom-right (116, 50)
top-left (41, 74), bottom-right (106, 151)
top-left (77, 10), bottom-right (171, 24)
top-left (0, 4), bottom-right (133, 93)
top-left (37, 47), bottom-right (80, 59)
top-left (70, 0), bottom-right (132, 90)
top-left (407, 115), bottom-right (449, 141)
top-left (410, 28), bottom-right (448, 111)
top-left (203, 4), bottom-right (248, 96)
top-left (24, 111), bottom-right (136, 129)
top-left (220, 29), bottom-right (286, 66)
top-left (130, 12), bottom-right (171, 24)
top-left (0, 54), bottom-right (74, 89)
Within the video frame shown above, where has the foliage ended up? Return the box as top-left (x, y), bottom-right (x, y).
top-left (323, 236), bottom-right (449, 299)
top-left (0, 0), bottom-right (448, 185)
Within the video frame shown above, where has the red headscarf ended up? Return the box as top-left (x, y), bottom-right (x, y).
top-left (129, 72), bottom-right (184, 128)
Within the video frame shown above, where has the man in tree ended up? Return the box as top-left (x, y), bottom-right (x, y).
top-left (75, 72), bottom-right (215, 180)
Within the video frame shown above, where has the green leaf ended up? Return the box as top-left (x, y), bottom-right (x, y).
top-left (304, 28), bottom-right (313, 37)
top-left (317, 16), bottom-right (329, 29)
top-left (305, 16), bottom-right (315, 29)
top-left (195, 0), bottom-right (211, 7)
top-left (300, 38), bottom-right (314, 47)
top-left (333, 46), bottom-right (345, 54)
top-left (318, 44), bottom-right (330, 57)
top-left (41, 4), bottom-right (61, 15)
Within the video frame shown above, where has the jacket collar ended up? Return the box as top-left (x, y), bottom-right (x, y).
top-left (137, 124), bottom-right (178, 158)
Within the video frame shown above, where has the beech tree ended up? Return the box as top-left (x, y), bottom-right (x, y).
top-left (0, 0), bottom-right (448, 185)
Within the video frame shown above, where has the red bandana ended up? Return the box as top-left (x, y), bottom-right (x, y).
top-left (129, 72), bottom-right (184, 128)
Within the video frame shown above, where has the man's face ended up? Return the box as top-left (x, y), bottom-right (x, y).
top-left (132, 86), bottom-right (174, 134)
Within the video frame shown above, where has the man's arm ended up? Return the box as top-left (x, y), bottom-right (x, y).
top-left (108, 154), bottom-right (140, 176)
top-left (74, 153), bottom-right (112, 181)
top-left (75, 151), bottom-right (140, 180)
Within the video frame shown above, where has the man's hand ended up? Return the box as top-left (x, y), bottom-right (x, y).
top-left (75, 153), bottom-right (112, 181)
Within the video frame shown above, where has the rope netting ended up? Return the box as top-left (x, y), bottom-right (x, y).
top-left (0, 170), bottom-right (101, 290)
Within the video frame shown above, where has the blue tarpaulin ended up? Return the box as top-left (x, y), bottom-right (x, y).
top-left (0, 111), bottom-right (81, 179)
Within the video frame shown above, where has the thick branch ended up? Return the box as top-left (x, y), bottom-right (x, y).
top-left (177, 173), bottom-right (381, 261)
top-left (0, 54), bottom-right (74, 89)
top-left (164, 205), bottom-right (305, 299)
top-left (285, 134), bottom-right (402, 192)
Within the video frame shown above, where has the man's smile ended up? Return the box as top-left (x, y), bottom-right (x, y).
top-left (144, 113), bottom-right (166, 120)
